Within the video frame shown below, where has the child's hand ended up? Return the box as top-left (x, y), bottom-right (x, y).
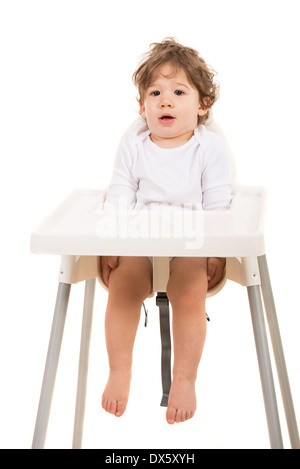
top-left (207, 257), bottom-right (226, 290)
top-left (101, 256), bottom-right (119, 287)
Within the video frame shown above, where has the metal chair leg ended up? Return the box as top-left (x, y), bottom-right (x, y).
top-left (32, 282), bottom-right (71, 449)
top-left (247, 285), bottom-right (283, 449)
top-left (72, 278), bottom-right (96, 449)
top-left (157, 292), bottom-right (172, 407)
top-left (258, 255), bottom-right (300, 449)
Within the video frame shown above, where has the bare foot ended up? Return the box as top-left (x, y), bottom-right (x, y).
top-left (102, 370), bottom-right (131, 417)
top-left (166, 377), bottom-right (196, 424)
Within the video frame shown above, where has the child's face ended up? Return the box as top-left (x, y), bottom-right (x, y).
top-left (140, 63), bottom-right (207, 148)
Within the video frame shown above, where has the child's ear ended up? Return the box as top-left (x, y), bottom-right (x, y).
top-left (198, 103), bottom-right (208, 117)
top-left (198, 98), bottom-right (210, 117)
top-left (139, 102), bottom-right (146, 118)
top-left (198, 107), bottom-right (208, 117)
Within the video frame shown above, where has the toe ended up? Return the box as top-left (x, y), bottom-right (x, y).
top-left (109, 399), bottom-right (117, 414)
top-left (175, 409), bottom-right (182, 423)
top-left (116, 400), bottom-right (126, 417)
top-left (166, 406), bottom-right (176, 424)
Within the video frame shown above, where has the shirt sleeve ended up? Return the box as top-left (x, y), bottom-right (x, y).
top-left (103, 118), bottom-right (147, 209)
top-left (201, 132), bottom-right (232, 210)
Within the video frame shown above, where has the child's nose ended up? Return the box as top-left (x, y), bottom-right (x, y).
top-left (160, 93), bottom-right (174, 108)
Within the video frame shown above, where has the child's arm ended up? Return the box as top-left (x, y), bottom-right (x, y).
top-left (201, 132), bottom-right (231, 290)
top-left (102, 119), bottom-right (148, 286)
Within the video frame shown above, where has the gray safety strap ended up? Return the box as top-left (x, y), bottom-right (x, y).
top-left (156, 292), bottom-right (172, 407)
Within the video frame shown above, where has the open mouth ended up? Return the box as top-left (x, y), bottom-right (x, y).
top-left (159, 114), bottom-right (175, 123)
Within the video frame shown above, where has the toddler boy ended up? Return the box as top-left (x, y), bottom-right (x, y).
top-left (101, 38), bottom-right (231, 424)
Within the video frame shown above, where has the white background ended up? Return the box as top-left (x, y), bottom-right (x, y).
top-left (0, 0), bottom-right (299, 449)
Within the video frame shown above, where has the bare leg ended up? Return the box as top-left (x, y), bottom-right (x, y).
top-left (166, 257), bottom-right (207, 424)
top-left (102, 257), bottom-right (152, 417)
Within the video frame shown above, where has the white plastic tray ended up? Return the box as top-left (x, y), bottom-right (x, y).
top-left (30, 185), bottom-right (267, 258)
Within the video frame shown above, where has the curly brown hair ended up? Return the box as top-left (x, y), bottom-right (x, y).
top-left (132, 38), bottom-right (219, 124)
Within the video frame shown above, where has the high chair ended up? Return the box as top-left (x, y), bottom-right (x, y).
top-left (30, 118), bottom-right (299, 450)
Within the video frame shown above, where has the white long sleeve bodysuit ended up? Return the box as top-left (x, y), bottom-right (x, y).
top-left (104, 117), bottom-right (232, 211)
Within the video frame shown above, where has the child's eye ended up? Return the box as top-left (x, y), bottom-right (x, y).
top-left (174, 90), bottom-right (184, 96)
top-left (151, 90), bottom-right (160, 96)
